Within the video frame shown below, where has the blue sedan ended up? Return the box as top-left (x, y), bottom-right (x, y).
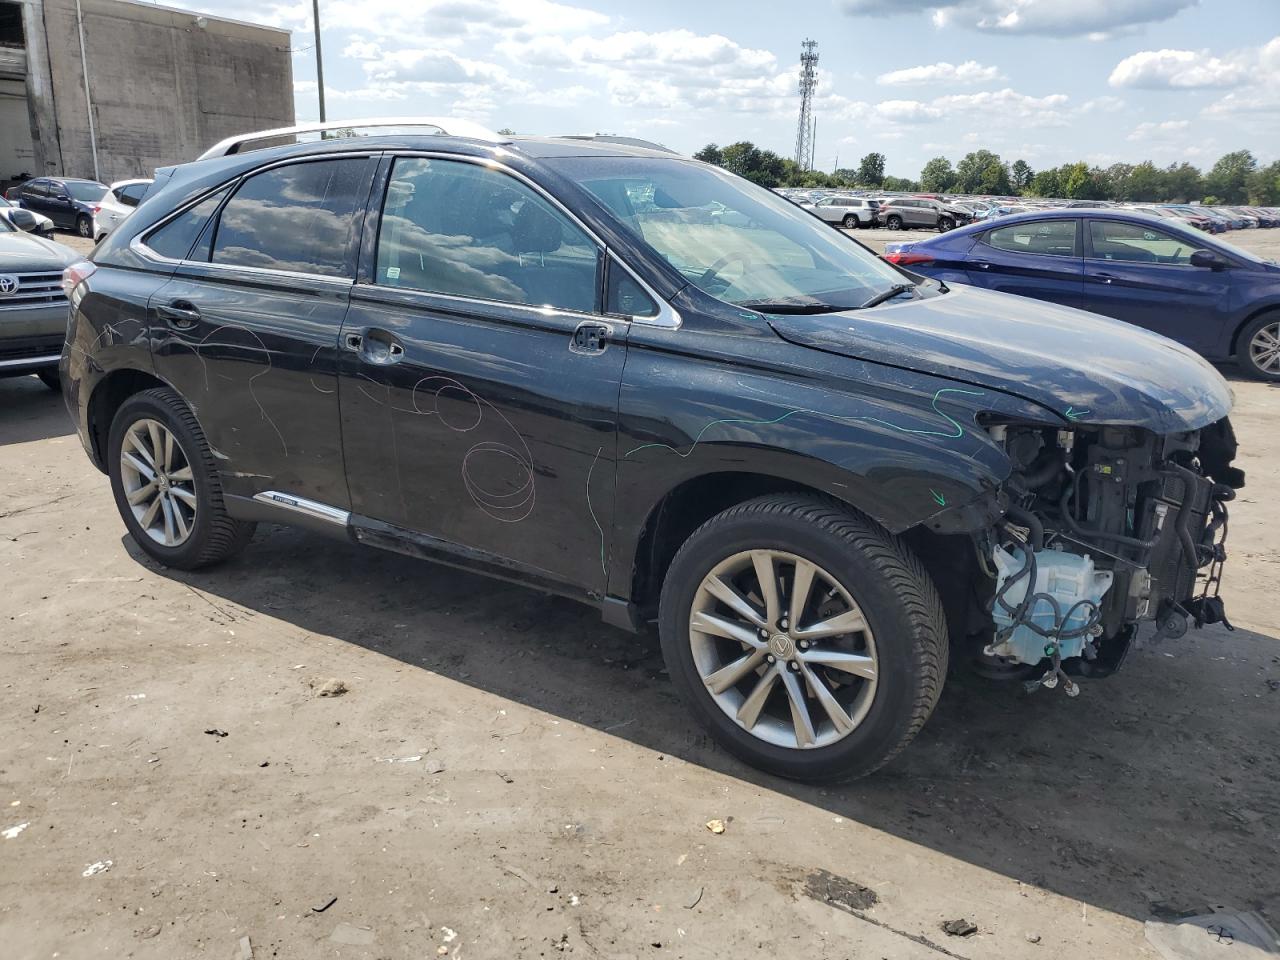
top-left (883, 209), bottom-right (1280, 380)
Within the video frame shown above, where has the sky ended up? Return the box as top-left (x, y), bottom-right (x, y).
top-left (185, 0), bottom-right (1279, 179)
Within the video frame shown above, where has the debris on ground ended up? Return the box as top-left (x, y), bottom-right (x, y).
top-left (138, 925), bottom-right (161, 940)
top-left (238, 934), bottom-right (254, 959)
top-left (82, 860), bottom-right (112, 878)
top-left (203, 728), bottom-right (228, 738)
top-left (424, 757), bottom-right (446, 774)
top-left (3, 822), bottom-right (29, 840)
top-left (684, 886), bottom-right (704, 909)
top-left (704, 819), bottom-right (725, 835)
top-left (802, 869), bottom-right (879, 914)
top-left (1026, 933), bottom-right (1042, 944)
top-left (497, 771), bottom-right (514, 784)
top-left (1145, 910), bottom-right (1280, 959)
top-left (1266, 679), bottom-right (1279, 692)
top-left (258, 761), bottom-right (269, 768)
top-left (312, 897), bottom-right (338, 913)
top-left (376, 755), bottom-right (422, 763)
top-left (942, 918), bottom-right (978, 937)
top-left (330, 923), bottom-right (375, 946)
top-left (310, 678), bottom-right (348, 698)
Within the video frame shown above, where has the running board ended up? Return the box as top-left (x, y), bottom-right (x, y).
top-left (252, 491), bottom-right (350, 526)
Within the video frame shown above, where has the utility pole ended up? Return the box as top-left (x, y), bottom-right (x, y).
top-left (312, 0), bottom-right (326, 122)
top-left (794, 39), bottom-right (818, 171)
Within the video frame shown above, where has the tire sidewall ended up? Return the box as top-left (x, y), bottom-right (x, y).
top-left (842, 214), bottom-right (857, 229)
top-left (77, 215), bottom-right (92, 238)
top-left (886, 215), bottom-right (903, 230)
top-left (659, 505), bottom-right (930, 780)
top-left (107, 392), bottom-right (220, 567)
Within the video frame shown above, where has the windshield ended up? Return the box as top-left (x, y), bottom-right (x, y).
top-left (555, 156), bottom-right (908, 311)
top-left (64, 181), bottom-right (107, 202)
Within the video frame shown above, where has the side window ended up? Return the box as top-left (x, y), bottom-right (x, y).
top-left (118, 183), bottom-right (147, 207)
top-left (145, 187), bottom-right (230, 261)
top-left (209, 158), bottom-right (367, 277)
top-left (986, 220), bottom-right (1077, 257)
top-left (25, 180), bottom-right (48, 198)
top-left (375, 157), bottom-right (601, 314)
top-left (606, 261), bottom-right (657, 318)
top-left (1089, 220), bottom-right (1193, 265)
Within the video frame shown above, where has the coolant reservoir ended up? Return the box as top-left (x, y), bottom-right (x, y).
top-left (989, 546), bottom-right (1114, 665)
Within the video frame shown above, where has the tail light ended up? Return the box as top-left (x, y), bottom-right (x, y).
top-left (883, 250), bottom-right (935, 266)
top-left (91, 204), bottom-right (101, 214)
top-left (62, 260), bottom-right (97, 297)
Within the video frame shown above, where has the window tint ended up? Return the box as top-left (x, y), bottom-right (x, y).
top-left (606, 262), bottom-right (657, 318)
top-left (1089, 220), bottom-right (1194, 265)
top-left (145, 187), bottom-right (230, 260)
top-left (986, 220), bottom-right (1077, 257)
top-left (118, 183), bottom-right (148, 207)
top-left (210, 159), bottom-right (367, 277)
top-left (25, 180), bottom-right (48, 198)
top-left (375, 157), bottom-right (600, 313)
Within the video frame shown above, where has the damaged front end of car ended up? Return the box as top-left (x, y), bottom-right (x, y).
top-left (961, 416), bottom-right (1244, 692)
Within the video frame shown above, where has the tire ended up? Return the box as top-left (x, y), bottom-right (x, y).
top-left (36, 368), bottom-right (60, 391)
top-left (1236, 312), bottom-right (1280, 381)
top-left (937, 216), bottom-right (955, 233)
top-left (107, 387), bottom-right (256, 569)
top-left (76, 214), bottom-right (92, 238)
top-left (658, 494), bottom-right (948, 782)
top-left (885, 215), bottom-right (904, 231)
top-left (842, 214), bottom-right (858, 229)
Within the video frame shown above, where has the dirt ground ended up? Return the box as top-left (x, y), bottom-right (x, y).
top-left (1, 231), bottom-right (1277, 960)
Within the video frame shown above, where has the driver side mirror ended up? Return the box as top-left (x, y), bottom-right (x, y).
top-left (1190, 249), bottom-right (1228, 270)
top-left (9, 209), bottom-right (39, 232)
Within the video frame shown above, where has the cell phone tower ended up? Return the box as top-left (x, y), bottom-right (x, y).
top-left (794, 39), bottom-right (819, 170)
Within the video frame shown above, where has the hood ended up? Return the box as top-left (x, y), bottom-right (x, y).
top-left (767, 283), bottom-right (1232, 434)
top-left (0, 231), bottom-right (82, 270)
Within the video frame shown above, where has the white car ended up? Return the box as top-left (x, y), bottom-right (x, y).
top-left (0, 196), bottom-right (55, 238)
top-left (799, 195), bottom-right (879, 229)
top-left (93, 179), bottom-right (152, 241)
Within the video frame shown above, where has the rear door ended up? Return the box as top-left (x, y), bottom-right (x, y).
top-left (337, 154), bottom-right (630, 595)
top-left (1081, 218), bottom-right (1233, 352)
top-left (145, 155), bottom-right (376, 510)
top-left (20, 180), bottom-right (53, 222)
top-left (965, 218), bottom-right (1084, 307)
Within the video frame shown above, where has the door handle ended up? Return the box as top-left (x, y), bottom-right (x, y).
top-left (157, 300), bottom-right (200, 329)
top-left (571, 321), bottom-right (612, 355)
top-left (353, 328), bottom-right (404, 364)
top-left (1091, 273), bottom-right (1115, 284)
top-left (972, 261), bottom-right (991, 270)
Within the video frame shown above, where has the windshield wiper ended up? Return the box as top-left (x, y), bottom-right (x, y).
top-left (858, 283), bottom-right (916, 309)
top-left (735, 298), bottom-right (852, 315)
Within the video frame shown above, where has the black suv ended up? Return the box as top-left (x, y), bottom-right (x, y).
top-left (61, 122), bottom-right (1243, 781)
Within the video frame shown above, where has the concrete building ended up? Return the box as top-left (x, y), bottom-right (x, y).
top-left (1, 0), bottom-right (294, 188)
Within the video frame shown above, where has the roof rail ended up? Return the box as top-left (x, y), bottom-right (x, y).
top-left (196, 117), bottom-right (507, 160)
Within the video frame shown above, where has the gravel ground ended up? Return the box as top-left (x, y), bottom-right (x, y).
top-left (1, 229), bottom-right (1277, 960)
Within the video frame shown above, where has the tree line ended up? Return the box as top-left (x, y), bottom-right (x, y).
top-left (693, 143), bottom-right (1280, 205)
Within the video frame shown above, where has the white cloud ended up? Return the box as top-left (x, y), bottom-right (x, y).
top-left (325, 0), bottom-right (607, 43)
top-left (933, 87), bottom-right (1072, 126)
top-left (1109, 48), bottom-right (1248, 89)
top-left (840, 0), bottom-right (1197, 38)
top-left (876, 60), bottom-right (1003, 86)
top-left (1126, 119), bottom-right (1191, 141)
top-left (1201, 36), bottom-right (1280, 118)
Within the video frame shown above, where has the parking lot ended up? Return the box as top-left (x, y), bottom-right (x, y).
top-left (2, 229), bottom-right (1278, 959)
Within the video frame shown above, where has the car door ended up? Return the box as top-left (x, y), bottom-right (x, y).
top-left (337, 154), bottom-right (629, 596)
top-left (144, 155), bottom-right (376, 510)
top-left (43, 181), bottom-right (77, 228)
top-left (965, 218), bottom-right (1084, 308)
top-left (1081, 219), bottom-right (1235, 353)
top-left (20, 180), bottom-right (53, 223)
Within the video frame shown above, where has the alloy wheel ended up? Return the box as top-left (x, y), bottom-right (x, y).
top-left (119, 418), bottom-right (198, 547)
top-left (688, 549), bottom-right (879, 750)
top-left (1249, 321), bottom-right (1280, 375)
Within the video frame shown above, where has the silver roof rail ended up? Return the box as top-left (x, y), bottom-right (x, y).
top-left (196, 117), bottom-right (507, 160)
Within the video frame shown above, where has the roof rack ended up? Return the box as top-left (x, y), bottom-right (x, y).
top-left (196, 117), bottom-right (507, 160)
top-left (556, 135), bottom-right (678, 154)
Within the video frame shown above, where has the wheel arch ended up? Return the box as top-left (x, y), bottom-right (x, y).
top-left (86, 367), bottom-right (171, 471)
top-left (1228, 303), bottom-right (1280, 357)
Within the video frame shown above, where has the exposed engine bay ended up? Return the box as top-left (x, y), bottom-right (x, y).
top-left (960, 418), bottom-right (1244, 693)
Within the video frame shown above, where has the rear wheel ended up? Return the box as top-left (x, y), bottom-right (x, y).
top-left (885, 215), bottom-right (904, 231)
top-left (841, 214), bottom-right (858, 229)
top-left (108, 388), bottom-right (256, 569)
top-left (658, 495), bottom-right (948, 782)
top-left (1238, 313), bottom-right (1280, 381)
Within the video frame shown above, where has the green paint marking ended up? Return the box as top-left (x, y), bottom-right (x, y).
top-left (624, 387), bottom-right (984, 460)
top-left (1064, 406), bottom-right (1090, 422)
top-left (930, 490), bottom-right (946, 507)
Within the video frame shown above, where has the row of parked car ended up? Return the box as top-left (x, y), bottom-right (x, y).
top-left (776, 186), bottom-right (1280, 237)
top-left (1, 176), bottom-right (153, 241)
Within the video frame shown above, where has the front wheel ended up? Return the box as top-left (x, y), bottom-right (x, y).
top-left (885, 215), bottom-right (904, 231)
top-left (1238, 313), bottom-right (1280, 381)
top-left (658, 495), bottom-right (948, 782)
top-left (937, 216), bottom-right (955, 232)
top-left (76, 214), bottom-right (93, 238)
top-left (842, 214), bottom-right (858, 229)
top-left (108, 388), bottom-right (256, 569)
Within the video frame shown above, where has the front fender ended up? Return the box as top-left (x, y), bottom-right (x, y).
top-left (611, 329), bottom-right (1061, 599)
